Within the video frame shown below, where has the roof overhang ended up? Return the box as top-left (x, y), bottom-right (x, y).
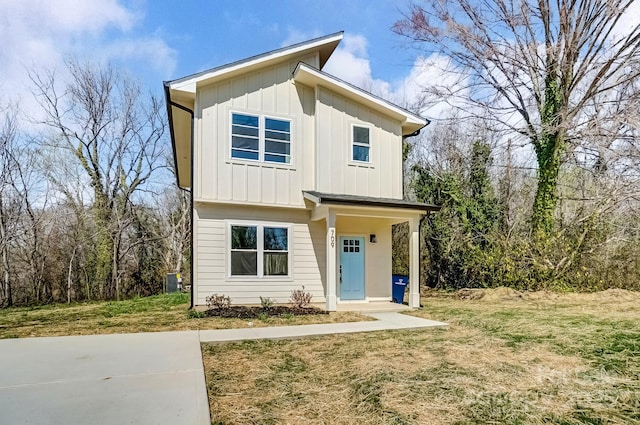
top-left (168, 31), bottom-right (343, 97)
top-left (164, 84), bottom-right (193, 188)
top-left (303, 191), bottom-right (440, 214)
top-left (164, 32), bottom-right (344, 189)
top-left (293, 63), bottom-right (429, 136)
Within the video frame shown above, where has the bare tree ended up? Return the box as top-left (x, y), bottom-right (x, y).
top-left (31, 60), bottom-right (166, 300)
top-left (0, 107), bottom-right (21, 306)
top-left (394, 0), bottom-right (640, 238)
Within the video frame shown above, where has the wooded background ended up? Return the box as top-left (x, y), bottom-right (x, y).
top-left (2, 0), bottom-right (640, 306)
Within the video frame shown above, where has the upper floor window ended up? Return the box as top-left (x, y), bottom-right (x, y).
top-left (231, 112), bottom-right (291, 164)
top-left (352, 125), bottom-right (370, 163)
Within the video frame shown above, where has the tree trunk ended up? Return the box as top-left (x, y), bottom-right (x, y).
top-left (67, 247), bottom-right (76, 303)
top-left (532, 134), bottom-right (564, 238)
top-left (93, 191), bottom-right (113, 299)
top-left (532, 72), bottom-right (565, 239)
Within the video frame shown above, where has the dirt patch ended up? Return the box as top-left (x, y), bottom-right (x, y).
top-left (453, 287), bottom-right (640, 304)
top-left (204, 305), bottom-right (327, 319)
top-left (455, 288), bottom-right (485, 300)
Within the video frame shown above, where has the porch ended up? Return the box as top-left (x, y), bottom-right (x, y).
top-left (303, 191), bottom-right (439, 312)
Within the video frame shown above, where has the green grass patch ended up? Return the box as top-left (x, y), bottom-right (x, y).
top-left (0, 294), bottom-right (368, 338)
top-left (202, 291), bottom-right (640, 424)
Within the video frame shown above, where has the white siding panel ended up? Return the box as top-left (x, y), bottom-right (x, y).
top-left (247, 72), bottom-right (261, 110)
top-left (195, 55), bottom-right (314, 207)
top-left (262, 68), bottom-right (276, 113)
top-left (193, 205), bottom-right (325, 306)
top-left (231, 163), bottom-right (246, 201)
top-left (261, 167), bottom-right (276, 204)
top-left (275, 169), bottom-right (289, 204)
top-left (314, 87), bottom-right (405, 199)
top-left (247, 165), bottom-right (261, 202)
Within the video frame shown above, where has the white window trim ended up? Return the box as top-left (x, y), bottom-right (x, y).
top-left (229, 110), bottom-right (293, 166)
top-left (350, 123), bottom-right (373, 164)
top-left (227, 221), bottom-right (292, 280)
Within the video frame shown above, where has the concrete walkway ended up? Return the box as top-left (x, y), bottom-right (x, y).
top-left (199, 312), bottom-right (447, 343)
top-left (0, 312), bottom-right (446, 425)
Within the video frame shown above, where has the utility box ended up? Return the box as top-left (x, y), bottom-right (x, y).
top-left (166, 273), bottom-right (182, 293)
top-left (391, 274), bottom-right (409, 304)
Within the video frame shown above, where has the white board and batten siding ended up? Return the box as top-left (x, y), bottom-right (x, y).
top-left (194, 53), bottom-right (318, 207)
top-left (315, 87), bottom-right (404, 199)
top-left (193, 205), bottom-right (326, 306)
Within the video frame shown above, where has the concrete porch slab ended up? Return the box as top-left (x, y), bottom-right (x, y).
top-left (336, 301), bottom-right (413, 312)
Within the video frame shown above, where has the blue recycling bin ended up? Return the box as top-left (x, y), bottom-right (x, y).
top-left (392, 274), bottom-right (409, 304)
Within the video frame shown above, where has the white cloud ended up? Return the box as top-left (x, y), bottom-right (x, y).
top-left (324, 34), bottom-right (393, 102)
top-left (0, 0), bottom-right (175, 117)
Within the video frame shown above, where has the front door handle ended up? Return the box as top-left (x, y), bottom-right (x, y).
top-left (339, 265), bottom-right (342, 283)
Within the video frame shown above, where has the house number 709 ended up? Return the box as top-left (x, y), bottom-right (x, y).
top-left (330, 229), bottom-right (335, 248)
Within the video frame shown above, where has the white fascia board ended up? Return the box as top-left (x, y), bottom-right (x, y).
top-left (168, 32), bottom-right (344, 94)
top-left (293, 63), bottom-right (428, 134)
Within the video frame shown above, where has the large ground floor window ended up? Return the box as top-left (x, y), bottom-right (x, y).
top-left (230, 224), bottom-right (289, 277)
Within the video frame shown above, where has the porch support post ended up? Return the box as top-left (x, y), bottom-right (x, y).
top-left (326, 210), bottom-right (337, 311)
top-left (409, 216), bottom-right (420, 308)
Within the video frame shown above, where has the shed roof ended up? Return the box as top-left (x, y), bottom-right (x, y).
top-left (303, 191), bottom-right (440, 213)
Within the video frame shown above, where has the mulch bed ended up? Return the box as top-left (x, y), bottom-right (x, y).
top-left (204, 305), bottom-right (328, 319)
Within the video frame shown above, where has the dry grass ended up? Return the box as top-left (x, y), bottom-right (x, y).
top-left (0, 293), bottom-right (369, 338)
top-left (202, 290), bottom-right (640, 424)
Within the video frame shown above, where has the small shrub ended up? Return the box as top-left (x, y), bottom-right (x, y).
top-left (259, 296), bottom-right (274, 310)
top-left (187, 309), bottom-right (205, 319)
top-left (206, 294), bottom-right (231, 310)
top-left (289, 286), bottom-right (312, 308)
top-left (257, 312), bottom-right (269, 321)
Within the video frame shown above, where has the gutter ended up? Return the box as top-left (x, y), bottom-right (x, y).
top-left (164, 83), bottom-right (196, 310)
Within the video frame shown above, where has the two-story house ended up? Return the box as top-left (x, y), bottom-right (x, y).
top-left (164, 32), bottom-right (438, 311)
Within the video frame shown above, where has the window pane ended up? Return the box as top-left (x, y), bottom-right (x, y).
top-left (264, 227), bottom-right (288, 250)
top-left (353, 126), bottom-right (370, 144)
top-left (231, 136), bottom-right (259, 150)
top-left (264, 252), bottom-right (288, 275)
top-left (265, 130), bottom-right (290, 141)
top-left (232, 125), bottom-right (259, 137)
top-left (231, 226), bottom-right (257, 249)
top-left (231, 149), bottom-right (259, 160)
top-left (231, 251), bottom-right (257, 275)
top-left (264, 154), bottom-right (289, 164)
top-left (265, 140), bottom-right (290, 155)
top-left (232, 114), bottom-right (259, 127)
top-left (265, 118), bottom-right (290, 132)
top-left (353, 145), bottom-right (370, 162)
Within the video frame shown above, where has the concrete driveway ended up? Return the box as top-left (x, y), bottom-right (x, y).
top-left (0, 312), bottom-right (446, 424)
top-left (0, 331), bottom-right (210, 425)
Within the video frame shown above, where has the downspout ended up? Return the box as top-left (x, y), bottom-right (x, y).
top-left (164, 83), bottom-right (195, 310)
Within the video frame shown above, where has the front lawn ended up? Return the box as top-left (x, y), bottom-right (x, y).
top-left (202, 289), bottom-right (640, 424)
top-left (0, 293), bottom-right (366, 338)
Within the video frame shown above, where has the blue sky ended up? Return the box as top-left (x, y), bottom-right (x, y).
top-left (0, 0), bottom-right (430, 114)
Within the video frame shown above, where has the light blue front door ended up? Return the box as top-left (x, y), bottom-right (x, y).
top-left (339, 237), bottom-right (365, 300)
